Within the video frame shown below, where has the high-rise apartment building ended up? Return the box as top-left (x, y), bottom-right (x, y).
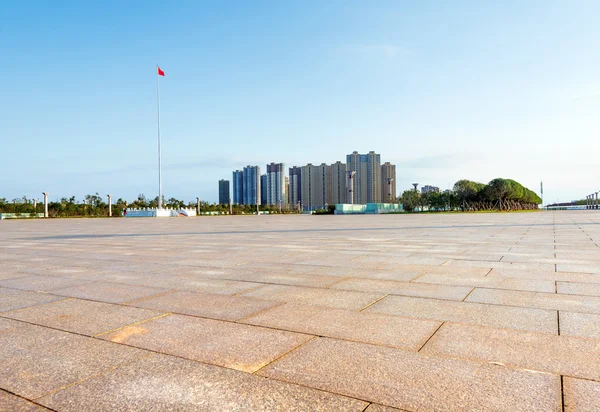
top-left (381, 162), bottom-right (397, 202)
top-left (300, 163), bottom-right (329, 210)
top-left (266, 163), bottom-right (286, 206)
top-left (232, 170), bottom-right (244, 204)
top-left (218, 179), bottom-right (230, 205)
top-left (346, 151), bottom-right (381, 204)
top-left (260, 174), bottom-right (268, 206)
top-left (330, 161), bottom-right (346, 204)
top-left (242, 165), bottom-right (261, 205)
top-left (288, 166), bottom-right (302, 208)
top-left (422, 185), bottom-right (440, 194)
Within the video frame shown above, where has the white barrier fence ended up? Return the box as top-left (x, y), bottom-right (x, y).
top-left (124, 208), bottom-right (197, 217)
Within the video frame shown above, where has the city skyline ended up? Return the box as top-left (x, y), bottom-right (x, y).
top-left (2, 2), bottom-right (599, 204)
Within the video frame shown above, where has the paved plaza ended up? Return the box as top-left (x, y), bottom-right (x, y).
top-left (1, 212), bottom-right (600, 411)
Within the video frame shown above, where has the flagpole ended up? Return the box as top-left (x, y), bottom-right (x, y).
top-left (157, 65), bottom-right (162, 209)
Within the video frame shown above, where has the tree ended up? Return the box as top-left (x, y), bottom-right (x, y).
top-left (400, 190), bottom-right (421, 212)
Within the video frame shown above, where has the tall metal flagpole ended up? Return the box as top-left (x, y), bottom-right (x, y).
top-left (157, 65), bottom-right (162, 209)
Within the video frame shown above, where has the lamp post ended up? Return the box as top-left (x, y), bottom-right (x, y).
top-left (386, 178), bottom-right (394, 203)
top-left (107, 194), bottom-right (112, 217)
top-left (196, 197), bottom-right (200, 216)
top-left (346, 171), bottom-right (356, 204)
top-left (42, 192), bottom-right (48, 218)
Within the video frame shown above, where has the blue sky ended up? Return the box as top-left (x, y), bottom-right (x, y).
top-left (2, 1), bottom-right (599, 204)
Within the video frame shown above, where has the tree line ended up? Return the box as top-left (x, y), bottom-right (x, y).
top-left (0, 194), bottom-right (299, 217)
top-left (400, 178), bottom-right (542, 212)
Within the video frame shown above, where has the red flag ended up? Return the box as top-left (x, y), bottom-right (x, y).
top-left (157, 66), bottom-right (165, 76)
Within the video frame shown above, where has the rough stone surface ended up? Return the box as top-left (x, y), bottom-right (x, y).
top-left (259, 337), bottom-right (561, 411)
top-left (0, 287), bottom-right (66, 313)
top-left (100, 314), bottom-right (312, 372)
top-left (331, 278), bottom-right (472, 301)
top-left (0, 390), bottom-right (50, 411)
top-left (563, 377), bottom-right (600, 412)
top-left (0, 322), bottom-right (148, 399)
top-left (4, 298), bottom-right (165, 336)
top-left (38, 354), bottom-right (368, 411)
top-left (559, 311), bottom-right (600, 339)
top-left (128, 290), bottom-right (280, 321)
top-left (50, 281), bottom-right (170, 303)
top-left (421, 322), bottom-right (600, 380)
top-left (366, 294), bottom-right (558, 333)
top-left (243, 303), bottom-right (441, 350)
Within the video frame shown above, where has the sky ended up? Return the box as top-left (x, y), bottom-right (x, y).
top-left (1, 0), bottom-right (599, 204)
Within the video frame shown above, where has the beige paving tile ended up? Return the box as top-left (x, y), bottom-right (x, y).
top-left (0, 288), bottom-right (66, 313)
top-left (421, 322), bottom-right (600, 380)
top-left (0, 390), bottom-right (50, 411)
top-left (50, 281), bottom-right (170, 304)
top-left (100, 314), bottom-right (312, 372)
top-left (563, 377), bottom-right (600, 412)
top-left (128, 290), bottom-right (280, 321)
top-left (38, 353), bottom-right (367, 411)
top-left (466, 288), bottom-right (600, 314)
top-left (489, 268), bottom-right (600, 284)
top-left (243, 303), bottom-right (441, 350)
top-left (258, 337), bottom-right (561, 411)
top-left (557, 281), bottom-right (600, 297)
top-left (331, 278), bottom-right (472, 301)
top-left (241, 284), bottom-right (384, 310)
top-left (416, 273), bottom-right (555, 293)
top-left (559, 311), bottom-right (600, 339)
top-left (0, 275), bottom-right (92, 292)
top-left (365, 404), bottom-right (407, 412)
top-left (0, 322), bottom-right (148, 399)
top-left (366, 295), bottom-right (558, 334)
top-left (4, 299), bottom-right (165, 336)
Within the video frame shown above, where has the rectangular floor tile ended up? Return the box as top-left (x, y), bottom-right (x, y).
top-left (4, 299), bottom-right (165, 336)
top-left (557, 281), bottom-right (600, 297)
top-left (0, 275), bottom-right (92, 292)
top-left (466, 288), bottom-right (600, 314)
top-left (331, 278), bottom-right (472, 301)
top-left (128, 290), bottom-right (280, 321)
top-left (50, 281), bottom-right (170, 304)
top-left (421, 322), bottom-right (600, 381)
top-left (366, 295), bottom-right (557, 334)
top-left (242, 303), bottom-right (441, 350)
top-left (100, 314), bottom-right (312, 372)
top-left (0, 322), bottom-right (148, 399)
top-left (563, 377), bottom-right (600, 412)
top-left (559, 311), bottom-right (600, 339)
top-left (0, 390), bottom-right (50, 411)
top-left (415, 273), bottom-right (555, 293)
top-left (0, 288), bottom-right (66, 313)
top-left (241, 284), bottom-right (384, 310)
top-left (258, 337), bottom-right (561, 411)
top-left (38, 354), bottom-right (367, 411)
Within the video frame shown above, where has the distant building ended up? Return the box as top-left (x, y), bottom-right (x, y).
top-left (260, 174), bottom-right (268, 206)
top-left (288, 166), bottom-right (302, 208)
top-left (301, 163), bottom-right (329, 210)
top-left (422, 185), bottom-right (440, 194)
top-left (243, 165), bottom-right (261, 205)
top-left (330, 161), bottom-right (347, 204)
top-left (218, 180), bottom-right (230, 205)
top-left (346, 151), bottom-right (381, 203)
top-left (381, 162), bottom-right (397, 202)
top-left (232, 170), bottom-right (244, 204)
top-left (266, 162), bottom-right (286, 206)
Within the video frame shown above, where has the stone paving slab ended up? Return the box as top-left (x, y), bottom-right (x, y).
top-left (414, 273), bottom-right (555, 293)
top-left (0, 287), bottom-right (66, 313)
top-left (563, 377), bottom-right (600, 412)
top-left (241, 284), bottom-right (384, 310)
top-left (559, 311), bottom-right (600, 339)
top-left (258, 337), bottom-right (561, 411)
top-left (421, 322), bottom-right (600, 380)
top-left (242, 302), bottom-right (441, 350)
top-left (557, 281), bottom-right (600, 297)
top-left (364, 404), bottom-right (407, 412)
top-left (488, 268), bottom-right (600, 284)
top-left (100, 313), bottom-right (312, 372)
top-left (331, 278), bottom-right (472, 301)
top-left (50, 281), bottom-right (171, 304)
top-left (38, 353), bottom-right (367, 411)
top-left (466, 288), bottom-right (600, 314)
top-left (366, 295), bottom-right (558, 333)
top-left (128, 290), bottom-right (280, 321)
top-left (0, 274), bottom-right (93, 292)
top-left (0, 321), bottom-right (148, 399)
top-left (3, 298), bottom-right (165, 336)
top-left (0, 390), bottom-right (50, 411)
